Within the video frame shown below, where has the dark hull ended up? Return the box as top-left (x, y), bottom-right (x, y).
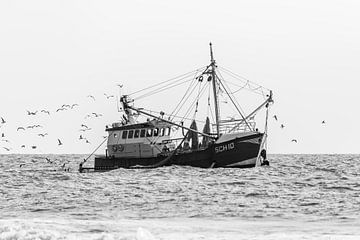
top-left (93, 133), bottom-right (263, 171)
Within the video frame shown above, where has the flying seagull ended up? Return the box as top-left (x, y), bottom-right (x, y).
top-left (27, 110), bottom-right (37, 115)
top-left (31, 146), bottom-right (37, 149)
top-left (3, 147), bottom-right (10, 151)
top-left (87, 95), bottom-right (95, 101)
top-left (41, 110), bottom-right (50, 115)
top-left (56, 108), bottom-right (66, 112)
top-left (17, 127), bottom-right (25, 131)
top-left (291, 139), bottom-right (298, 143)
top-left (92, 113), bottom-right (103, 117)
top-left (1, 133), bottom-right (4, 138)
top-left (321, 120), bottom-right (326, 124)
top-left (38, 133), bottom-right (48, 137)
top-left (85, 139), bottom-right (90, 144)
top-left (58, 139), bottom-right (63, 146)
top-left (1, 117), bottom-right (5, 124)
top-left (79, 135), bottom-right (84, 140)
top-left (81, 124), bottom-right (89, 129)
top-left (117, 84), bottom-right (123, 88)
top-left (62, 104), bottom-right (71, 108)
top-left (79, 128), bottom-right (92, 132)
top-left (70, 104), bottom-right (79, 109)
top-left (104, 93), bottom-right (114, 99)
top-left (21, 145), bottom-right (25, 148)
top-left (45, 157), bottom-right (52, 164)
top-left (273, 115), bottom-right (278, 121)
top-left (280, 124), bottom-right (285, 129)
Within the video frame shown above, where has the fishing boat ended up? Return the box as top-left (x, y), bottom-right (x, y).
top-left (79, 43), bottom-right (273, 172)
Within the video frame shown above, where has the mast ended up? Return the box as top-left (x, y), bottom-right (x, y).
top-left (209, 42), bottom-right (221, 137)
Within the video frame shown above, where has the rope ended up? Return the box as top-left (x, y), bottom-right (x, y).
top-left (79, 133), bottom-right (112, 171)
top-left (134, 78), bottom-right (193, 101)
top-left (128, 67), bottom-right (206, 97)
top-left (217, 67), bottom-right (269, 97)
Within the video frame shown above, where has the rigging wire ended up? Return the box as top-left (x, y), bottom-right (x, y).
top-left (181, 81), bottom-right (209, 123)
top-left (216, 70), bottom-right (247, 116)
top-left (140, 108), bottom-right (207, 124)
top-left (134, 78), bottom-right (193, 101)
top-left (169, 71), bottom-right (200, 120)
top-left (216, 73), bottom-right (253, 131)
top-left (171, 80), bottom-right (201, 120)
top-left (217, 66), bottom-right (270, 97)
top-left (128, 66), bottom-right (206, 97)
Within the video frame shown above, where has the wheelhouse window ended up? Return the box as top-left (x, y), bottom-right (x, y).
top-left (165, 127), bottom-right (171, 136)
top-left (153, 128), bottom-right (159, 137)
top-left (160, 128), bottom-right (165, 136)
top-left (134, 129), bottom-right (140, 138)
top-left (122, 130), bottom-right (128, 139)
top-left (146, 129), bottom-right (153, 137)
top-left (140, 129), bottom-right (146, 138)
top-left (128, 130), bottom-right (134, 139)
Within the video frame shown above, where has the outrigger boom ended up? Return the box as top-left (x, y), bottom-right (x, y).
top-left (127, 105), bottom-right (217, 139)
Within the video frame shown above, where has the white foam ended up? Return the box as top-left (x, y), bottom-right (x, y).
top-left (136, 227), bottom-right (157, 240)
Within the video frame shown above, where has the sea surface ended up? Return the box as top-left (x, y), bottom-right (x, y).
top-left (0, 154), bottom-right (359, 240)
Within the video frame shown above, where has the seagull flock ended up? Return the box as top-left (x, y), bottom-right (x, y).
top-left (0, 93), bottom-right (117, 153)
top-left (272, 114), bottom-right (326, 144)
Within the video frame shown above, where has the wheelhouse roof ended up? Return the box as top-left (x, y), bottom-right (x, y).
top-left (106, 120), bottom-right (172, 131)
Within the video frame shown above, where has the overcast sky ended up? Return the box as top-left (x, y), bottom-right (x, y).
top-left (0, 0), bottom-right (359, 154)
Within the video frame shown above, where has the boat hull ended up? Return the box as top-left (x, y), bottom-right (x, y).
top-left (93, 132), bottom-right (263, 171)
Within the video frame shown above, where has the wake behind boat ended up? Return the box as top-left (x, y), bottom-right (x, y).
top-left (79, 43), bottom-right (273, 172)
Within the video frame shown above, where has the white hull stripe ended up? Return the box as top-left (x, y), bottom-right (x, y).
top-left (225, 157), bottom-right (257, 167)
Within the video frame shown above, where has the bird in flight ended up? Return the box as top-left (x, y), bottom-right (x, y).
top-left (117, 84), bottom-right (123, 88)
top-left (17, 127), bottom-right (25, 131)
top-left (62, 104), bottom-right (71, 108)
top-left (1, 133), bottom-right (5, 138)
top-left (2, 139), bottom-right (9, 143)
top-left (79, 135), bottom-right (84, 140)
top-left (3, 147), bottom-right (10, 151)
top-left (92, 113), bottom-right (103, 117)
top-left (21, 145), bottom-right (25, 148)
top-left (70, 104), bottom-right (79, 109)
top-left (45, 157), bottom-right (52, 164)
top-left (79, 128), bottom-right (92, 132)
top-left (31, 146), bottom-right (37, 149)
top-left (27, 110), bottom-right (37, 115)
top-left (1, 117), bottom-right (5, 124)
top-left (273, 115), bottom-right (278, 121)
top-left (41, 110), bottom-right (50, 115)
top-left (280, 124), bottom-right (285, 129)
top-left (321, 120), bottom-right (326, 124)
top-left (38, 133), bottom-right (48, 137)
top-left (87, 95), bottom-right (96, 101)
top-left (291, 139), bottom-right (298, 143)
top-left (56, 107), bottom-right (66, 112)
top-left (85, 139), bottom-right (91, 144)
top-left (81, 124), bottom-right (89, 129)
top-left (104, 93), bottom-right (114, 99)
top-left (58, 139), bottom-right (63, 146)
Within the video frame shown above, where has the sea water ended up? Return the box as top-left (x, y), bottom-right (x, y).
top-left (0, 154), bottom-right (359, 239)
